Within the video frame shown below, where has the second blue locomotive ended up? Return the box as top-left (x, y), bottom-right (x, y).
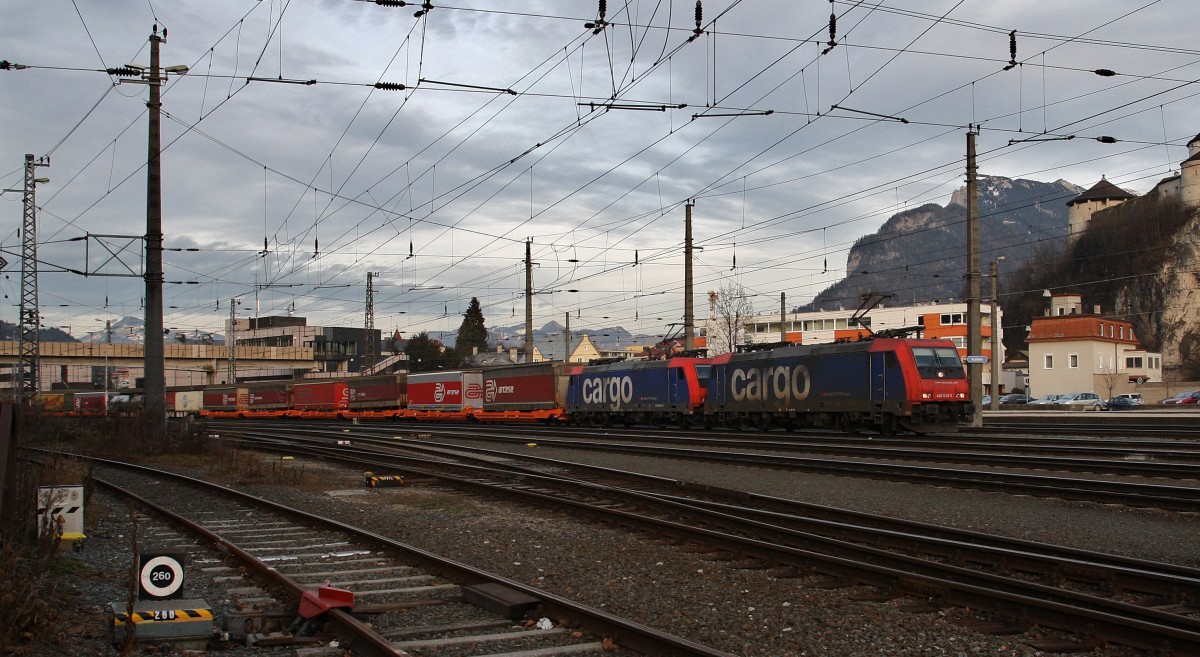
top-left (565, 355), bottom-right (710, 427)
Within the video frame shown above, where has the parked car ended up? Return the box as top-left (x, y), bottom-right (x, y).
top-left (1160, 390), bottom-right (1200, 405)
top-left (1029, 394), bottom-right (1065, 405)
top-left (981, 395), bottom-right (991, 407)
top-left (999, 393), bottom-right (1030, 405)
top-left (1053, 392), bottom-right (1107, 410)
top-left (1099, 395), bottom-right (1137, 410)
top-left (1106, 394), bottom-right (1144, 411)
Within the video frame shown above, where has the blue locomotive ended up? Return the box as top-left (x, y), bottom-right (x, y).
top-left (703, 338), bottom-right (969, 433)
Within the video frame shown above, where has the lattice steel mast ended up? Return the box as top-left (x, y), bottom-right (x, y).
top-left (17, 154), bottom-right (48, 403)
top-left (363, 272), bottom-right (379, 373)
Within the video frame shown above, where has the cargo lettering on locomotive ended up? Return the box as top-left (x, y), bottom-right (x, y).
top-left (581, 375), bottom-right (634, 411)
top-left (730, 364), bottom-right (811, 402)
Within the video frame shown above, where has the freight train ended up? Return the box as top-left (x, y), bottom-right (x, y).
top-left (36, 337), bottom-right (971, 434)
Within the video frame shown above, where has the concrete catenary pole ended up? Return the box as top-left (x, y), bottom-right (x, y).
top-left (684, 202), bottom-right (694, 351)
top-left (144, 25), bottom-right (166, 426)
top-left (524, 240), bottom-right (534, 361)
top-left (780, 293), bottom-right (786, 343)
top-left (990, 258), bottom-right (1004, 410)
top-left (966, 129), bottom-right (983, 427)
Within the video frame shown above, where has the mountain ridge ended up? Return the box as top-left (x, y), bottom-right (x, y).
top-left (804, 175), bottom-right (1083, 311)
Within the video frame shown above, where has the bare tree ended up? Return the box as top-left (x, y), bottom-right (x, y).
top-left (1097, 365), bottom-right (1123, 400)
top-left (708, 281), bottom-right (754, 355)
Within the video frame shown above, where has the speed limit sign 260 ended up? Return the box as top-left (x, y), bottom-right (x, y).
top-left (138, 551), bottom-right (185, 600)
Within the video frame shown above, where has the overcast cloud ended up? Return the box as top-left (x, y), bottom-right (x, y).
top-left (2, 0), bottom-right (1197, 341)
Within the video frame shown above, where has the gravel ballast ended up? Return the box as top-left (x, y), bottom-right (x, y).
top-left (25, 441), bottom-right (1192, 657)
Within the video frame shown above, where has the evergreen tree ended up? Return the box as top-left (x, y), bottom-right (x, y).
top-left (454, 297), bottom-right (490, 363)
top-left (405, 331), bottom-right (451, 372)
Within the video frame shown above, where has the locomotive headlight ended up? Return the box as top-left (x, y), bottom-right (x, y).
top-left (922, 393), bottom-right (932, 399)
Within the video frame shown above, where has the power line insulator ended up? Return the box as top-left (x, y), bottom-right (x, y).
top-left (586, 0), bottom-right (609, 33)
top-left (1003, 30), bottom-right (1017, 70)
top-left (687, 0), bottom-right (703, 41)
top-left (375, 0), bottom-right (407, 5)
top-left (1094, 69), bottom-right (1117, 77)
top-left (375, 81), bottom-right (407, 91)
top-left (107, 66), bottom-right (143, 77)
top-left (822, 3), bottom-right (837, 54)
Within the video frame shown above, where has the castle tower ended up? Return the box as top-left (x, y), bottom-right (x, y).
top-left (1065, 176), bottom-right (1134, 244)
top-left (1181, 133), bottom-right (1200, 209)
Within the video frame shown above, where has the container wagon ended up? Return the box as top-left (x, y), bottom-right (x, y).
top-left (293, 381), bottom-right (350, 413)
top-left (408, 371), bottom-right (483, 413)
top-left (475, 362), bottom-right (579, 422)
top-left (246, 381), bottom-right (292, 411)
top-left (346, 374), bottom-right (408, 410)
top-left (203, 386), bottom-right (249, 413)
top-left (37, 393), bottom-right (67, 412)
top-left (172, 390), bottom-right (204, 414)
top-left (73, 391), bottom-right (108, 414)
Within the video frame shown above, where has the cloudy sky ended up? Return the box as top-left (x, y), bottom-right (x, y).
top-left (2, 0), bottom-right (1197, 341)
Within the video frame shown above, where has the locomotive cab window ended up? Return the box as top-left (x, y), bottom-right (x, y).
top-left (910, 346), bottom-right (965, 379)
top-left (694, 364), bottom-right (712, 386)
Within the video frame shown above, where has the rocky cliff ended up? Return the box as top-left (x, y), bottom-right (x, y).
top-left (1143, 211), bottom-right (1200, 373)
top-left (805, 176), bottom-right (1083, 310)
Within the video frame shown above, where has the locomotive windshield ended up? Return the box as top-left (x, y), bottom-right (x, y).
top-left (910, 346), bottom-right (966, 379)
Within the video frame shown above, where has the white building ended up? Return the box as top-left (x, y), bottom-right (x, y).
top-left (1025, 294), bottom-right (1161, 398)
top-left (739, 300), bottom-right (998, 349)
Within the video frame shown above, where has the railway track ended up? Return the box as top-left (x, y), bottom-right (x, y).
top-left (461, 424), bottom-right (1200, 473)
top-left (86, 458), bottom-right (732, 657)
top-left (199, 424), bottom-right (1200, 653)
top-left (976, 416), bottom-right (1200, 439)
top-left (223, 418), bottom-right (1200, 467)
top-left (215, 420), bottom-right (1200, 511)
